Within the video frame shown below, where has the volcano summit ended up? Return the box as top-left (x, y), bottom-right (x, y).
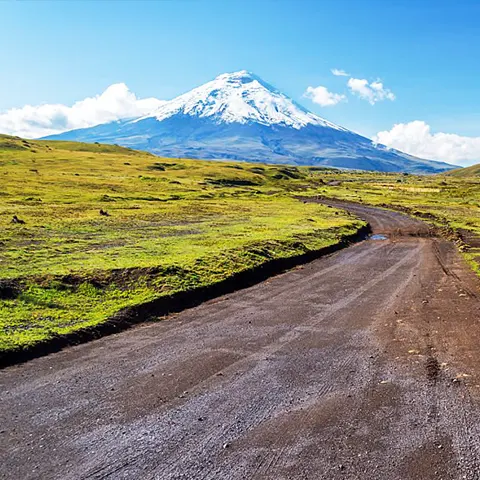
top-left (44, 71), bottom-right (454, 173)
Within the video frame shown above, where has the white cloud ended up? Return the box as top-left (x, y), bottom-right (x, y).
top-left (331, 68), bottom-right (350, 77)
top-left (374, 120), bottom-right (480, 166)
top-left (304, 86), bottom-right (346, 107)
top-left (347, 78), bottom-right (395, 105)
top-left (0, 83), bottom-right (164, 138)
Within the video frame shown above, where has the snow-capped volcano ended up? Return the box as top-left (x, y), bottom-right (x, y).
top-left (139, 70), bottom-right (344, 131)
top-left (44, 71), bottom-right (455, 173)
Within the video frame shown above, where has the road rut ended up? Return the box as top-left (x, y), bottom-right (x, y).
top-left (2, 202), bottom-right (480, 479)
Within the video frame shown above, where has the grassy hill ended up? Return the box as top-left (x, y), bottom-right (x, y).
top-left (0, 135), bottom-right (364, 353)
top-left (446, 163), bottom-right (480, 177)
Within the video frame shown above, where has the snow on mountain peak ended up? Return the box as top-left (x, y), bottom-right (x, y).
top-left (141, 71), bottom-right (345, 130)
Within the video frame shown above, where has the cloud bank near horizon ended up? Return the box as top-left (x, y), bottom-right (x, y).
top-left (0, 83), bottom-right (163, 138)
top-left (374, 120), bottom-right (480, 166)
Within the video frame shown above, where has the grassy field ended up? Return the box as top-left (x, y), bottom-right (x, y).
top-left (0, 135), bottom-right (364, 353)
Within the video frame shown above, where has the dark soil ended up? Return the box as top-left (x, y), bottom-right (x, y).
top-left (0, 279), bottom-right (21, 300)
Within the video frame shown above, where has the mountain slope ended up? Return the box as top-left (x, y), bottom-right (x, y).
top-left (446, 163), bottom-right (480, 177)
top-left (44, 71), bottom-right (456, 173)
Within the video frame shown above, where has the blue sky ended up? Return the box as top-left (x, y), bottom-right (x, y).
top-left (2, 0), bottom-right (480, 164)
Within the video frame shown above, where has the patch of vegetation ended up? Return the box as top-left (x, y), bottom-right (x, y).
top-left (205, 177), bottom-right (261, 187)
top-left (272, 167), bottom-right (305, 180)
top-left (0, 135), bottom-right (363, 353)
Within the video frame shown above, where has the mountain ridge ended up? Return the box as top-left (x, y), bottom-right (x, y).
top-left (43, 71), bottom-right (456, 173)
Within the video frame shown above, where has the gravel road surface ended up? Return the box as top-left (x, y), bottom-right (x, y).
top-left (2, 202), bottom-right (480, 479)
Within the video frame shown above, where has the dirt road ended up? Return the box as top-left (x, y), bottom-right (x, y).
top-left (2, 202), bottom-right (480, 479)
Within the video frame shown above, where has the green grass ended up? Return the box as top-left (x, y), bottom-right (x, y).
top-left (0, 135), bottom-right (363, 352)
